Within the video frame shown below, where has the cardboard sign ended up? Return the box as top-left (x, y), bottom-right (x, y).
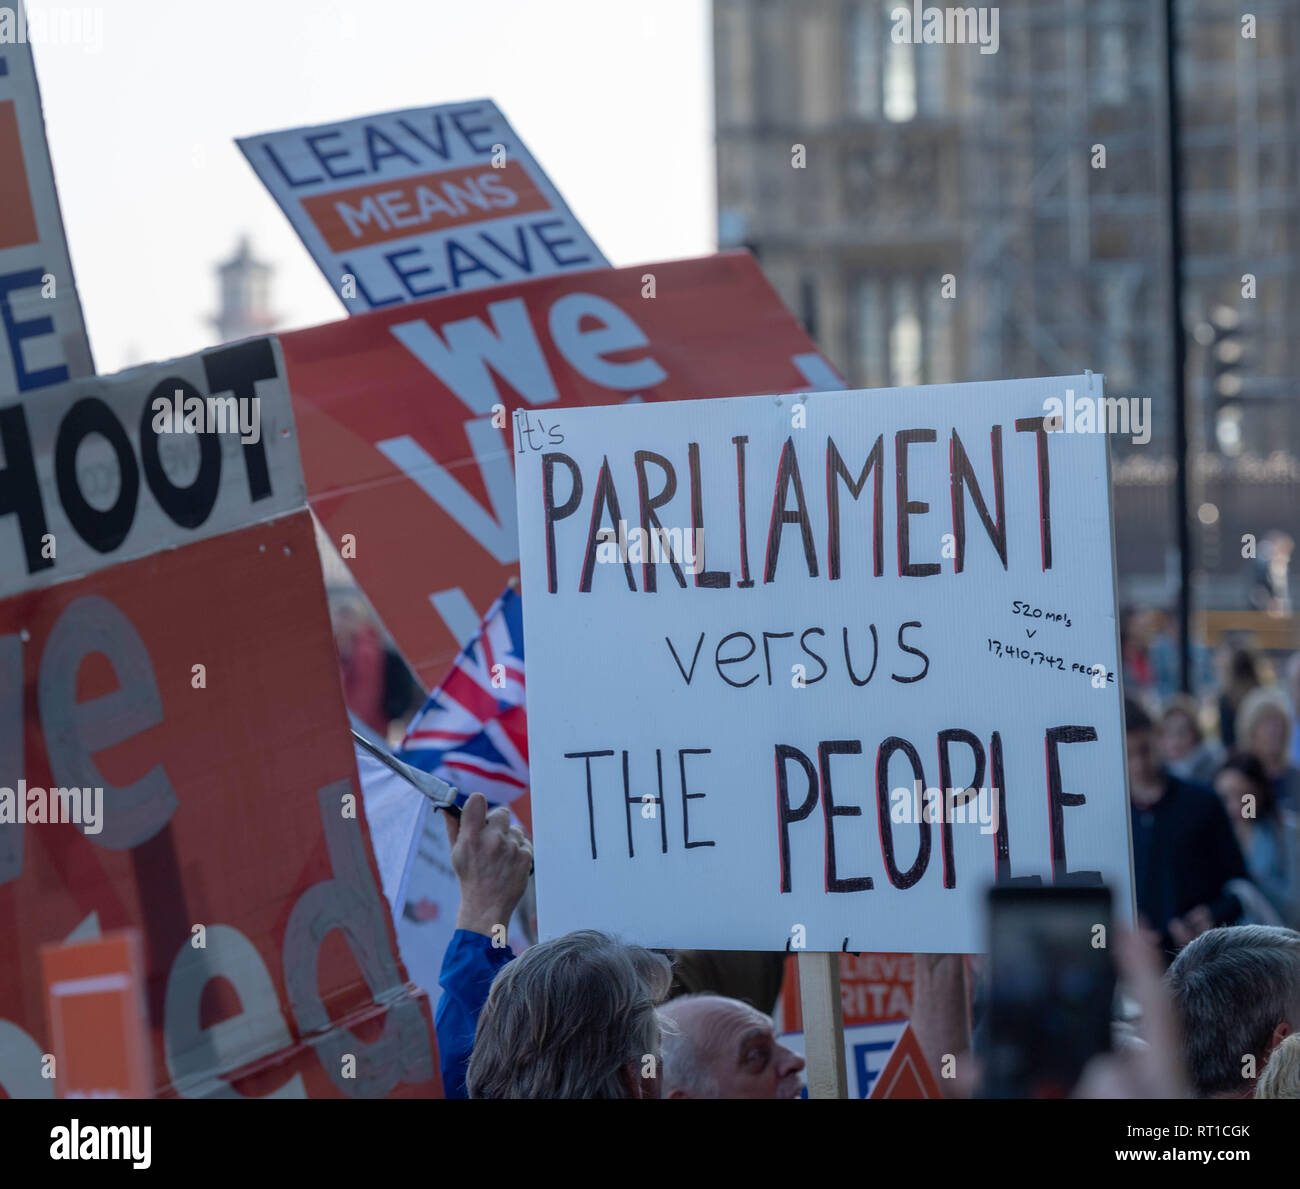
top-left (513, 375), bottom-right (1134, 952)
top-left (0, 35), bottom-right (93, 395)
top-left (780, 1020), bottom-right (907, 1099)
top-left (238, 100), bottom-right (607, 311)
top-left (0, 338), bottom-right (303, 599)
top-left (0, 344), bottom-right (438, 1098)
top-left (779, 950), bottom-right (976, 1094)
top-left (781, 953), bottom-right (914, 1032)
top-left (867, 1023), bottom-right (944, 1099)
top-left (40, 931), bottom-right (150, 1098)
top-left (278, 252), bottom-right (841, 689)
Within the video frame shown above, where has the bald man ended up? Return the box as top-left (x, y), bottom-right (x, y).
top-left (658, 993), bottom-right (805, 1099)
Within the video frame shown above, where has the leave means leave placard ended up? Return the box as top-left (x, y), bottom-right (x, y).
top-left (238, 100), bottom-right (607, 311)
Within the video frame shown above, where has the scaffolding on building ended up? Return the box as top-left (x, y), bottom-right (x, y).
top-left (961, 0), bottom-right (1300, 605)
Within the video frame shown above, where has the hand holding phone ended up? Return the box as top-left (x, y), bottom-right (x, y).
top-left (981, 885), bottom-right (1116, 1098)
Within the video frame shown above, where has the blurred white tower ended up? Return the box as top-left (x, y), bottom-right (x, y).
top-left (212, 235), bottom-right (277, 343)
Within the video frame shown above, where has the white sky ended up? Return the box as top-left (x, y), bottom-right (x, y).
top-left (30, 0), bottom-right (715, 374)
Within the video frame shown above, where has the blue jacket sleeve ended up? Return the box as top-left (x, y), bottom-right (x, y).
top-left (434, 929), bottom-right (514, 1099)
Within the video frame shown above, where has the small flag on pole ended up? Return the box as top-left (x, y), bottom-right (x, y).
top-left (398, 585), bottom-right (530, 830)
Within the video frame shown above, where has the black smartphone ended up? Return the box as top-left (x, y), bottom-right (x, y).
top-left (981, 885), bottom-right (1116, 1099)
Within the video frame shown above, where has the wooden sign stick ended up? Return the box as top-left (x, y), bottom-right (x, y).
top-left (797, 951), bottom-right (848, 1099)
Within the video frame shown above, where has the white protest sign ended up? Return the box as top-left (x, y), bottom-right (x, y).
top-left (0, 33), bottom-right (93, 396)
top-left (514, 375), bottom-right (1134, 953)
top-left (238, 100), bottom-right (608, 311)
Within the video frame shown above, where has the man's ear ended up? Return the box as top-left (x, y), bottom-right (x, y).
top-left (1268, 1020), bottom-right (1293, 1058)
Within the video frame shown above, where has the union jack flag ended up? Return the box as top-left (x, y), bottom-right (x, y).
top-left (397, 585), bottom-right (531, 831)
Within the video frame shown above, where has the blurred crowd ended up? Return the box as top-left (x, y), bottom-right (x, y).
top-left (1123, 610), bottom-right (1300, 940)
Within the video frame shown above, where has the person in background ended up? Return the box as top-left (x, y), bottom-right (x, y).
top-left (434, 794), bottom-right (534, 1099)
top-left (1217, 647), bottom-right (1261, 751)
top-left (911, 952), bottom-right (974, 1098)
top-left (1127, 607), bottom-right (1210, 699)
top-left (1121, 607), bottom-right (1155, 695)
top-left (333, 599), bottom-right (422, 739)
top-left (1213, 753), bottom-right (1297, 926)
top-left (381, 645), bottom-right (422, 732)
top-left (435, 793), bottom-right (671, 1099)
top-left (334, 601), bottom-right (387, 737)
top-left (1165, 925), bottom-right (1300, 1098)
top-left (1073, 930), bottom-right (1189, 1099)
top-left (658, 994), bottom-right (805, 1099)
top-left (1238, 685), bottom-right (1300, 811)
top-left (468, 929), bottom-right (671, 1099)
top-left (1287, 653), bottom-right (1300, 770)
top-left (1126, 699), bottom-right (1249, 955)
top-left (1250, 531), bottom-right (1294, 615)
top-left (1143, 608), bottom-right (1182, 700)
top-left (667, 950), bottom-right (785, 1016)
top-left (1255, 1032), bottom-right (1300, 1099)
top-left (1158, 696), bottom-right (1223, 786)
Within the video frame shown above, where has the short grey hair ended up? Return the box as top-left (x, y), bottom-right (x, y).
top-left (467, 930), bottom-right (672, 1099)
top-left (1237, 686), bottom-right (1293, 754)
top-left (1166, 925), bottom-right (1300, 1097)
top-left (658, 995), bottom-right (722, 1097)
